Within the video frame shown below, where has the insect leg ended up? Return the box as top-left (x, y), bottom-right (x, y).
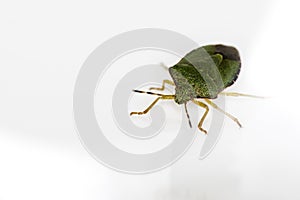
top-left (204, 99), bottom-right (242, 128)
top-left (220, 92), bottom-right (264, 98)
top-left (159, 62), bottom-right (169, 71)
top-left (149, 80), bottom-right (175, 91)
top-left (192, 100), bottom-right (209, 134)
top-left (130, 95), bottom-right (174, 116)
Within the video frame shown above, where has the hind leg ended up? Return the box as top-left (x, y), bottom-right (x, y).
top-left (204, 99), bottom-right (242, 128)
top-left (220, 92), bottom-right (264, 98)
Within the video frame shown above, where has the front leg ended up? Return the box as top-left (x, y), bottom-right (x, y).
top-left (149, 80), bottom-right (174, 91)
top-left (130, 95), bottom-right (174, 116)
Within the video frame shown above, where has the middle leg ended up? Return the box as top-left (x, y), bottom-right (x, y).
top-left (192, 100), bottom-right (209, 134)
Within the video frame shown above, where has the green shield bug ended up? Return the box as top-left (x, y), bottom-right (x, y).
top-left (130, 44), bottom-right (260, 134)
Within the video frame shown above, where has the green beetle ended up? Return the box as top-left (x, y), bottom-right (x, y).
top-left (130, 44), bottom-right (259, 134)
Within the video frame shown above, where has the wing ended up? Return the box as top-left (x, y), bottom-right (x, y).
top-left (207, 44), bottom-right (241, 88)
top-left (169, 44), bottom-right (241, 100)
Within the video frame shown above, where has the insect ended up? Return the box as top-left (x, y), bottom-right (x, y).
top-left (130, 44), bottom-right (260, 134)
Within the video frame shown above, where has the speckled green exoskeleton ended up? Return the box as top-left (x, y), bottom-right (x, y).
top-left (130, 44), bottom-right (259, 134)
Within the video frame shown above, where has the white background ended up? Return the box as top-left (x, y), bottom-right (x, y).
top-left (1, 0), bottom-right (300, 199)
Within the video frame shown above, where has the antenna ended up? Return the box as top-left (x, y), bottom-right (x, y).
top-left (184, 103), bottom-right (192, 128)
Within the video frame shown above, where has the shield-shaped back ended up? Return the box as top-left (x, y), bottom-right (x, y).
top-left (169, 44), bottom-right (241, 104)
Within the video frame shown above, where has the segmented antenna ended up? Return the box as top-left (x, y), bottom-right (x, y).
top-left (184, 103), bottom-right (192, 128)
top-left (132, 89), bottom-right (164, 96)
